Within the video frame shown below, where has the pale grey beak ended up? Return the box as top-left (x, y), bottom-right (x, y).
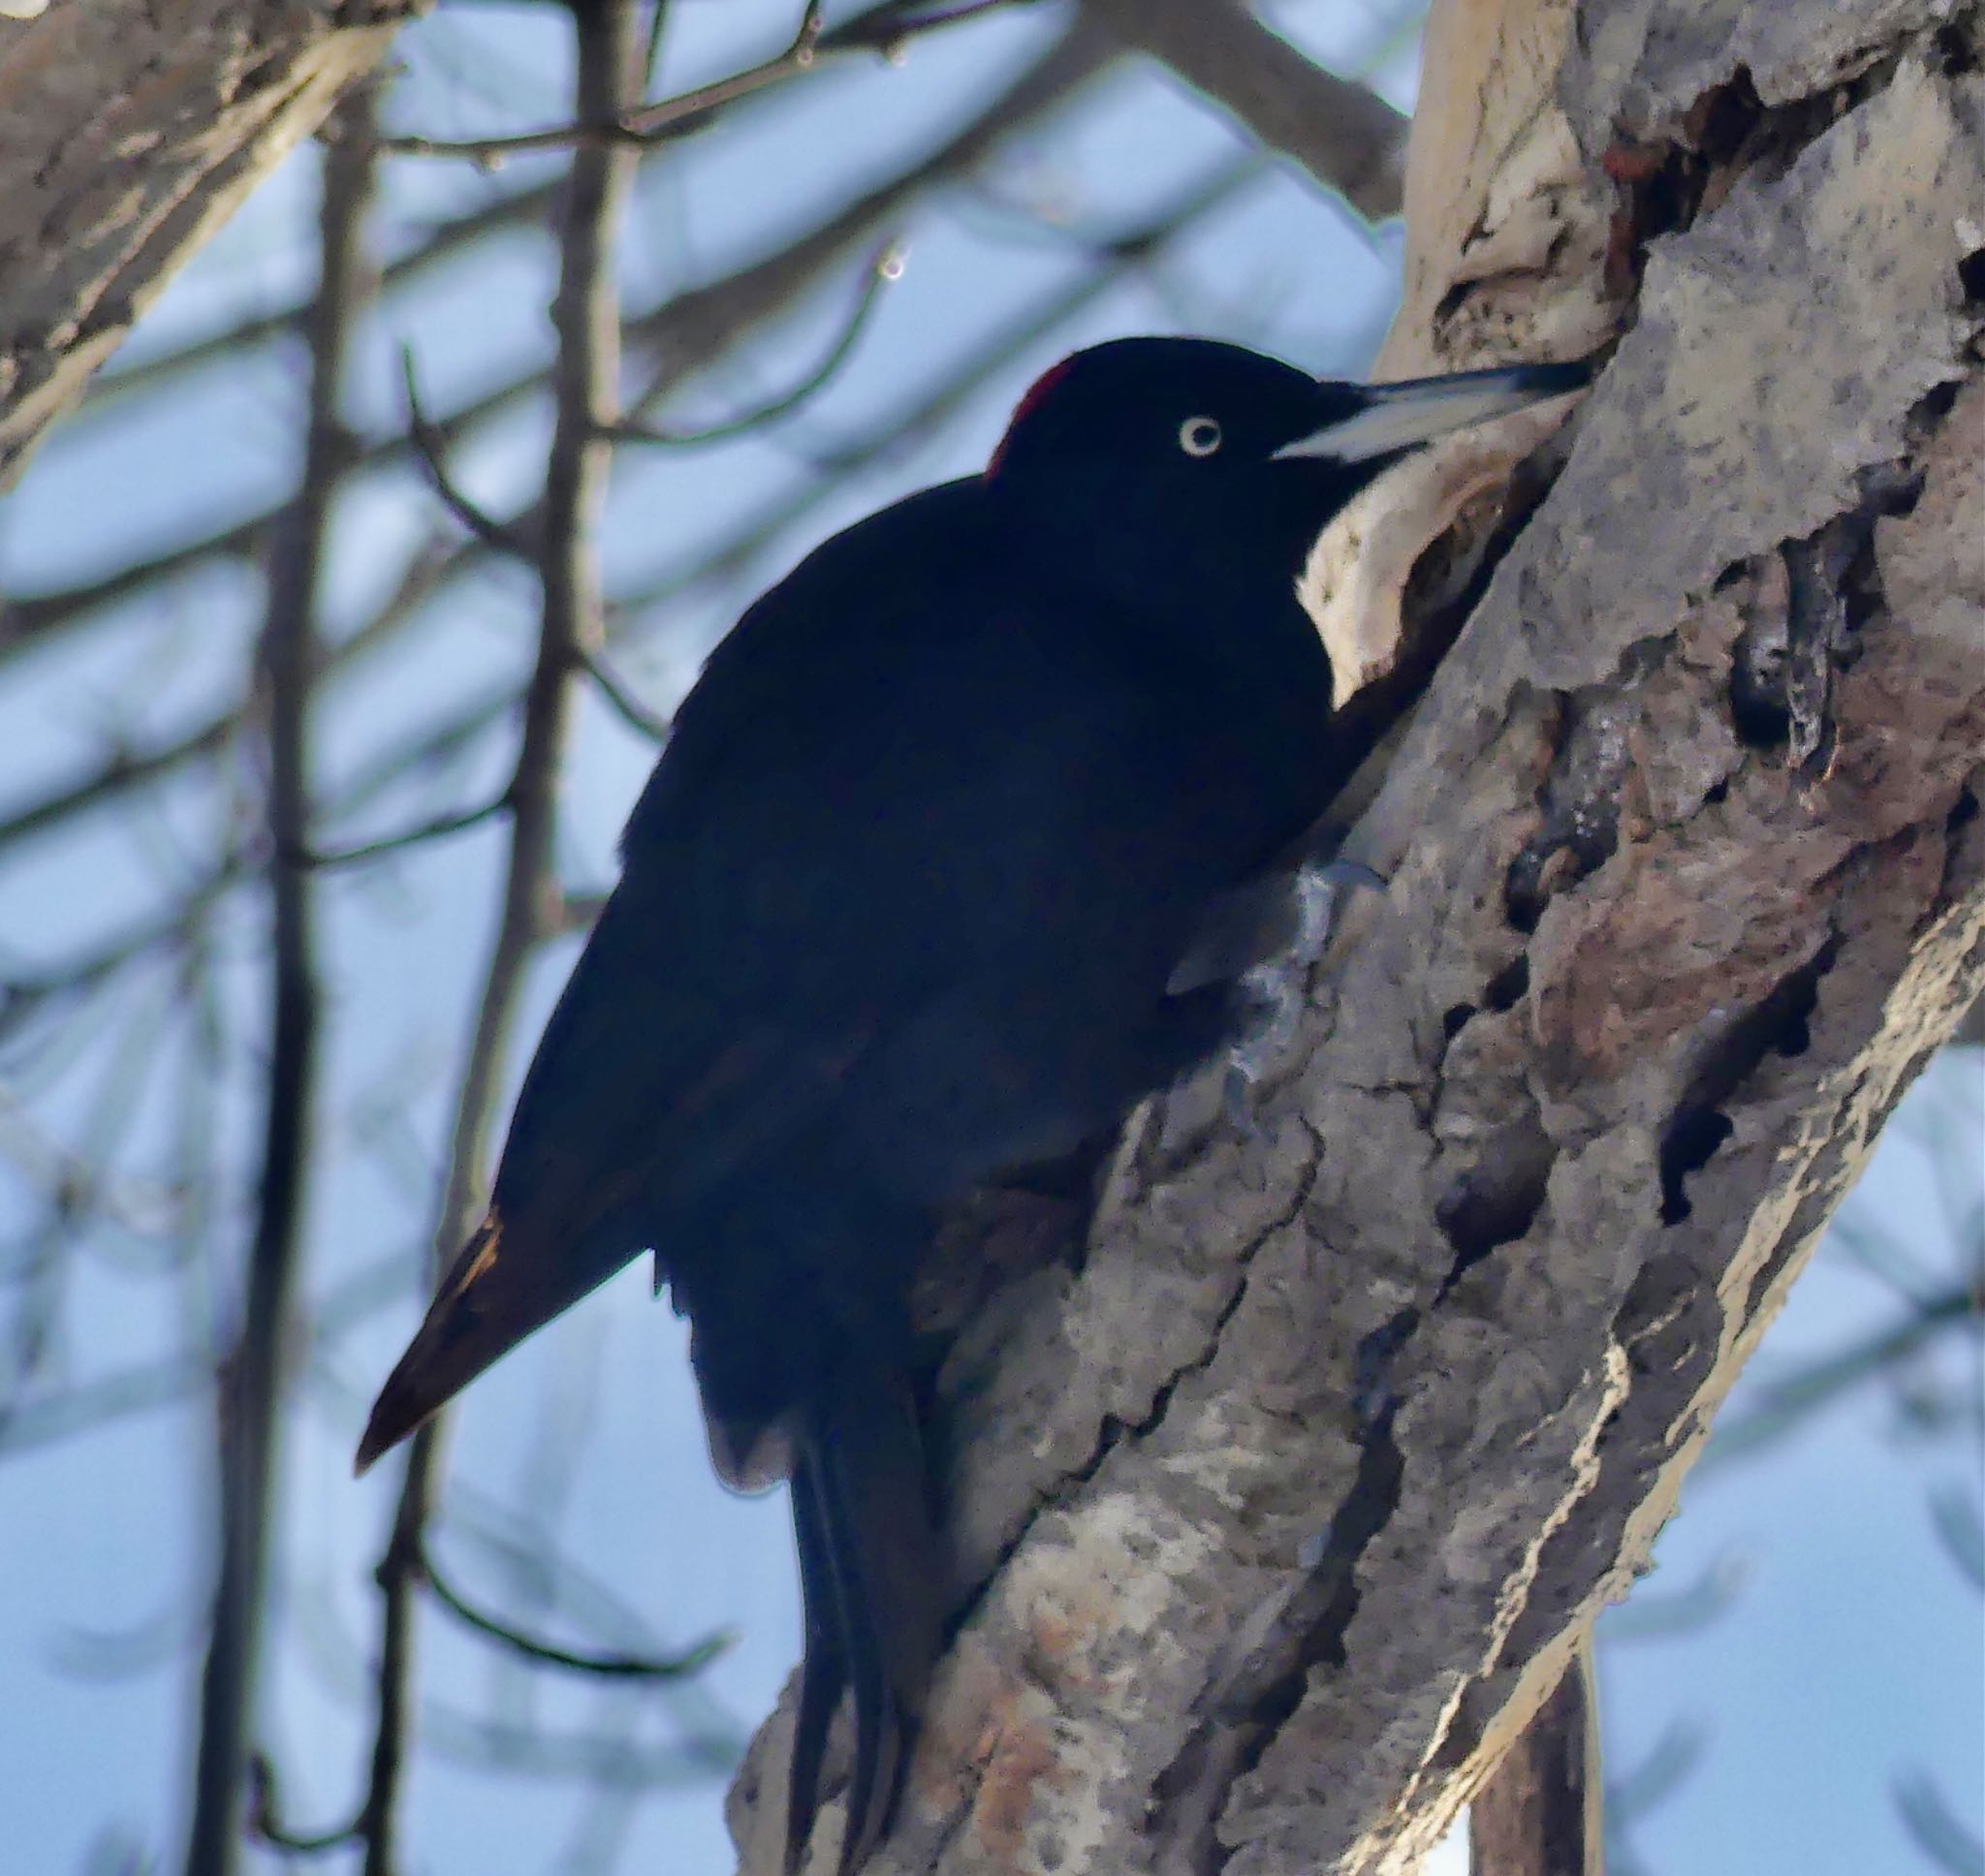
top-left (1274, 358), bottom-right (1593, 463)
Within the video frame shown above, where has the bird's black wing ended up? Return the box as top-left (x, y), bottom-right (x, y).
top-left (358, 476), bottom-right (1304, 1869)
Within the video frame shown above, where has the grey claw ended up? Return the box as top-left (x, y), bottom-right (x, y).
top-left (1311, 857), bottom-right (1386, 897)
top-left (1223, 1062), bottom-right (1265, 1138)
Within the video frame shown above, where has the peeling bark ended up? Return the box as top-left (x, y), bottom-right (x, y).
top-left (0, 0), bottom-right (419, 491)
top-left (740, 3), bottom-right (1985, 1872)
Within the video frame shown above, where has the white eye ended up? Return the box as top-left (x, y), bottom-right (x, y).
top-left (1178, 416), bottom-right (1223, 457)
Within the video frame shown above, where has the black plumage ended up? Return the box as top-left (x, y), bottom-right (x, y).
top-left (356, 337), bottom-right (1587, 1871)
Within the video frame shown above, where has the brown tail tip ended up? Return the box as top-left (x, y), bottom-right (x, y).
top-left (354, 1363), bottom-right (443, 1475)
top-left (353, 1210), bottom-right (507, 1477)
top-left (353, 1393), bottom-right (413, 1477)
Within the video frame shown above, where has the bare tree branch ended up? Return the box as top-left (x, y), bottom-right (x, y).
top-left (609, 153), bottom-right (1261, 622)
top-left (376, 0), bottom-right (1032, 161)
top-left (421, 1544), bottom-right (734, 1680)
top-left (0, 17), bottom-right (1113, 672)
top-left (81, 175), bottom-right (552, 416)
top-left (0, 721), bottom-right (236, 862)
top-left (0, 864), bottom-right (241, 1045)
top-left (380, 0), bottom-right (822, 160)
top-left (1082, 0), bottom-right (1407, 219)
top-left (601, 238), bottom-right (902, 448)
top-left (302, 794), bottom-right (517, 871)
top-left (247, 1753), bottom-right (358, 1858)
top-left (399, 348), bottom-right (539, 557)
top-left (579, 649), bottom-right (671, 743)
top-left (0, 525), bottom-right (468, 867)
top-left (357, 8), bottom-right (646, 1867)
top-left (1893, 1768), bottom-right (1985, 1876)
top-left (182, 87), bottom-right (378, 1876)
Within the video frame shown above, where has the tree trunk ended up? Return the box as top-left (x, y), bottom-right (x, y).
top-left (0, 0), bottom-right (418, 491)
top-left (740, 1), bottom-right (1985, 1870)
top-left (1468, 1644), bottom-right (1603, 1876)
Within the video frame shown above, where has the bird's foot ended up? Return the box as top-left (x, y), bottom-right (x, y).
top-left (1220, 856), bottom-right (1386, 1125)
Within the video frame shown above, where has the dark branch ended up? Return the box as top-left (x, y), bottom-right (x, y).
top-left (5, 21), bottom-right (1110, 670)
top-left (299, 793), bottom-right (516, 869)
top-left (0, 721), bottom-right (235, 863)
top-left (600, 239), bottom-right (901, 449)
top-left (607, 153), bottom-right (1260, 622)
top-left (579, 648), bottom-right (670, 742)
top-left (421, 1545), bottom-right (734, 1680)
top-left (376, 0), bottom-right (1030, 162)
top-left (183, 87), bottom-right (377, 1876)
top-left (400, 347), bottom-right (536, 556)
top-left (357, 8), bottom-right (645, 1868)
top-left (381, 0), bottom-right (824, 159)
top-left (246, 1755), bottom-right (359, 1858)
top-left (1081, 0), bottom-right (1406, 220)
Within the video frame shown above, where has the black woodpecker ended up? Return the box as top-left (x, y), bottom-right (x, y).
top-left (356, 336), bottom-right (1591, 1873)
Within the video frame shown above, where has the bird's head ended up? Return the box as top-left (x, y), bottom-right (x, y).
top-left (986, 335), bottom-right (1589, 600)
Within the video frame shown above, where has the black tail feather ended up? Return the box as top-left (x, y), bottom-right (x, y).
top-left (787, 1461), bottom-right (846, 1872)
top-left (783, 1363), bottom-right (943, 1875)
top-left (816, 1434), bottom-right (902, 1876)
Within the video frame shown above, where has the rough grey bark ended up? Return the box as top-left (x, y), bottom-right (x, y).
top-left (0, 0), bottom-right (418, 491)
top-left (740, 2), bottom-right (1985, 1872)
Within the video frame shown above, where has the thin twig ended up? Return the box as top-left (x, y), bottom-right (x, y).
top-left (0, 672), bottom-right (516, 1041)
top-left (642, 0), bottom-right (672, 88)
top-left (5, 21), bottom-right (1109, 667)
top-left (0, 864), bottom-right (241, 1043)
top-left (608, 153), bottom-right (1261, 620)
top-left (382, 0), bottom-right (823, 159)
top-left (182, 86), bottom-right (377, 1876)
top-left (246, 1755), bottom-right (358, 1857)
top-left (0, 529), bottom-right (465, 867)
top-left (1706, 1281), bottom-right (1980, 1463)
top-left (0, 1356), bottom-right (208, 1454)
top-left (82, 180), bottom-right (555, 416)
top-left (0, 723), bottom-right (236, 862)
top-left (377, 0), bottom-right (1025, 162)
top-left (399, 347), bottom-right (536, 555)
top-left (0, 995), bottom-right (174, 1454)
top-left (421, 1546), bottom-right (734, 1679)
top-left (300, 792), bottom-right (515, 869)
top-left (579, 648), bottom-right (670, 741)
top-left (601, 238), bottom-right (902, 448)
top-left (357, 7), bottom-right (646, 1869)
